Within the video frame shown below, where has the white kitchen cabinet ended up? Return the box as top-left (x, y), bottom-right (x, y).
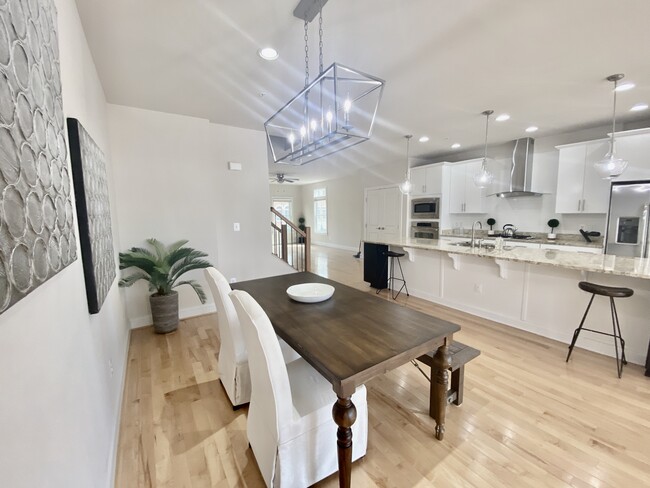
top-left (555, 141), bottom-right (610, 214)
top-left (364, 186), bottom-right (402, 242)
top-left (410, 164), bottom-right (443, 196)
top-left (614, 129), bottom-right (650, 181)
top-left (447, 160), bottom-right (486, 214)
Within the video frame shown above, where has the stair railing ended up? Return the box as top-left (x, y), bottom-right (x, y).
top-left (270, 207), bottom-right (311, 272)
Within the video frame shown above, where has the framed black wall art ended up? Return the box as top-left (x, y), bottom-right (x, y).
top-left (67, 118), bottom-right (116, 314)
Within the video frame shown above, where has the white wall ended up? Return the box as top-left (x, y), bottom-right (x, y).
top-left (108, 105), bottom-right (291, 327)
top-left (0, 1), bottom-right (130, 487)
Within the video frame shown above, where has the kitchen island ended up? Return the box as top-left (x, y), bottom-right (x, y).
top-left (365, 237), bottom-right (650, 366)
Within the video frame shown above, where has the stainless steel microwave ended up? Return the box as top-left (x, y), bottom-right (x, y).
top-left (411, 197), bottom-right (440, 220)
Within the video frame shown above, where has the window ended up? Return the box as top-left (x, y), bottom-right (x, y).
top-left (272, 199), bottom-right (293, 222)
top-left (313, 188), bottom-right (327, 234)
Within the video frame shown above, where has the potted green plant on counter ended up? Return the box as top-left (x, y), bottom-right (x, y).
top-left (547, 219), bottom-right (560, 240)
top-left (119, 238), bottom-right (212, 333)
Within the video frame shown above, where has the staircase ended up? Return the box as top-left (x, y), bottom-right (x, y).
top-left (271, 207), bottom-right (311, 272)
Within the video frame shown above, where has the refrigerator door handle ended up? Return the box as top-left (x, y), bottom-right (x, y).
top-left (641, 204), bottom-right (650, 259)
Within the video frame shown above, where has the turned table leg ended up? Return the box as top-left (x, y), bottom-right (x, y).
top-left (430, 339), bottom-right (452, 440)
top-left (332, 395), bottom-right (357, 488)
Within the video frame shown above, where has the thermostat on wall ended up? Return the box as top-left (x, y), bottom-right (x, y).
top-left (228, 161), bottom-right (242, 171)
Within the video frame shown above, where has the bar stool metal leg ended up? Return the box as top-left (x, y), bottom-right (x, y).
top-left (396, 256), bottom-right (410, 298)
top-left (566, 294), bottom-right (595, 362)
top-left (609, 297), bottom-right (623, 378)
top-left (611, 297), bottom-right (627, 366)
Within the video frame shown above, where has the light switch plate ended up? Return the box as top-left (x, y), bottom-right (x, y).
top-left (233, 223), bottom-right (240, 231)
top-left (228, 161), bottom-right (242, 171)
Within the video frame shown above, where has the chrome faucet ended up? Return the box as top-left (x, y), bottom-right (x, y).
top-left (471, 221), bottom-right (483, 249)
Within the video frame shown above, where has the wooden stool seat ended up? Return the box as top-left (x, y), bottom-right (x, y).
top-left (568, 281), bottom-right (633, 378)
top-left (578, 281), bottom-right (633, 298)
top-left (416, 341), bottom-right (480, 406)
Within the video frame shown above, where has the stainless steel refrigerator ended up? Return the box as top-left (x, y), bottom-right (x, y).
top-left (605, 180), bottom-right (650, 258)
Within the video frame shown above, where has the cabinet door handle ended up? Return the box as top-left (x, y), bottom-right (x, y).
top-left (583, 199), bottom-right (586, 212)
top-left (578, 199), bottom-right (581, 212)
top-left (422, 185), bottom-right (426, 193)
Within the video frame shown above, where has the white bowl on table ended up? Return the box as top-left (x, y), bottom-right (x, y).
top-left (286, 283), bottom-right (335, 303)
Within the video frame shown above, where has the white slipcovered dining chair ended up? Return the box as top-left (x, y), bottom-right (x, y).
top-left (229, 289), bottom-right (368, 488)
top-left (204, 267), bottom-right (299, 407)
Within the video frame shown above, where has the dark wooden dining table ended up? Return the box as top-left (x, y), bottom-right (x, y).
top-left (232, 271), bottom-right (461, 488)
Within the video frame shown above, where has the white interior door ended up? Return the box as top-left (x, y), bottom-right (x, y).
top-left (365, 188), bottom-right (384, 241)
top-left (381, 186), bottom-right (402, 239)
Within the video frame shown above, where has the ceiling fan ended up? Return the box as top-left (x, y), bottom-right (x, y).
top-left (269, 173), bottom-right (300, 184)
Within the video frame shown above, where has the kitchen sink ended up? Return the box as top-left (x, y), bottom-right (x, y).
top-left (447, 241), bottom-right (496, 251)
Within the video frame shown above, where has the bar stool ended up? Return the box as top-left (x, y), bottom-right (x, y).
top-left (376, 250), bottom-right (409, 300)
top-left (566, 281), bottom-right (633, 378)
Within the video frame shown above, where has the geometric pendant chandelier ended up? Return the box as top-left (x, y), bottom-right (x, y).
top-left (264, 1), bottom-right (384, 165)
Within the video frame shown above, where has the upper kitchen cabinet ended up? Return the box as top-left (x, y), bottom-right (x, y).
top-left (446, 159), bottom-right (486, 214)
top-left (410, 163), bottom-right (443, 196)
top-left (365, 186), bottom-right (403, 242)
top-left (555, 141), bottom-right (610, 214)
top-left (614, 128), bottom-right (650, 181)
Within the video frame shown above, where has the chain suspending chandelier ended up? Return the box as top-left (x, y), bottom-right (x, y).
top-left (264, 0), bottom-right (385, 165)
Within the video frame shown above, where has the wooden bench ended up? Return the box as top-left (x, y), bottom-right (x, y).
top-left (416, 341), bottom-right (480, 406)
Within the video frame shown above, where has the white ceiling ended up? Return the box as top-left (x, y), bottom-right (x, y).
top-left (75, 0), bottom-right (650, 184)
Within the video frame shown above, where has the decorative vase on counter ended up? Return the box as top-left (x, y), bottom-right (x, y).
top-left (547, 233), bottom-right (557, 240)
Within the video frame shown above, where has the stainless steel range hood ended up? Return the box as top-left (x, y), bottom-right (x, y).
top-left (493, 137), bottom-right (543, 198)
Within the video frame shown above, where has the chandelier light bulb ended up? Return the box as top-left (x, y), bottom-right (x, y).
top-left (288, 132), bottom-right (295, 152)
top-left (343, 98), bottom-right (352, 112)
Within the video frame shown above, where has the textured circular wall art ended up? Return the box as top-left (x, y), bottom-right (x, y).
top-left (0, 0), bottom-right (77, 315)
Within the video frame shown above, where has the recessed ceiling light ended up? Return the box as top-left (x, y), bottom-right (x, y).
top-left (614, 82), bottom-right (635, 92)
top-left (451, 143), bottom-right (461, 149)
top-left (258, 47), bottom-right (279, 61)
top-left (495, 114), bottom-right (510, 122)
top-left (418, 136), bottom-right (430, 143)
top-left (630, 103), bottom-right (648, 112)
top-left (525, 126), bottom-right (538, 133)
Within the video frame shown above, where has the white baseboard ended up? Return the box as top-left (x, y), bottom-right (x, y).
top-left (313, 241), bottom-right (360, 252)
top-left (129, 303), bottom-right (217, 329)
top-left (107, 327), bottom-right (131, 488)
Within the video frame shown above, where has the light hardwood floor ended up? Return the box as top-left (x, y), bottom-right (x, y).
top-left (115, 246), bottom-right (650, 487)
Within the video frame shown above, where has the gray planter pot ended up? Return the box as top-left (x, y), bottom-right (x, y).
top-left (149, 291), bottom-right (179, 334)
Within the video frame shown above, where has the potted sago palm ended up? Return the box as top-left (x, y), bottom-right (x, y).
top-left (119, 238), bottom-right (212, 333)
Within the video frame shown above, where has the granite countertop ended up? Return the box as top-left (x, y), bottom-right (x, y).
top-left (364, 237), bottom-right (650, 280)
top-left (440, 230), bottom-right (604, 248)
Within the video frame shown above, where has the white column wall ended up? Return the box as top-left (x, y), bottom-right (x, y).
top-left (108, 105), bottom-right (292, 327)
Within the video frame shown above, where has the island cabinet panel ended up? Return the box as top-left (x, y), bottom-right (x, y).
top-left (555, 141), bottom-right (610, 214)
top-left (447, 160), bottom-right (486, 214)
top-left (439, 254), bottom-right (527, 320)
top-left (388, 243), bottom-right (650, 366)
